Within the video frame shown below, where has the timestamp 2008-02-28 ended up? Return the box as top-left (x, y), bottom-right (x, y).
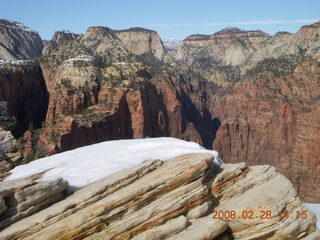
top-left (212, 210), bottom-right (309, 220)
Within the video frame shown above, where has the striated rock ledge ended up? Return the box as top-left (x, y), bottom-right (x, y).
top-left (0, 175), bottom-right (68, 230)
top-left (0, 153), bottom-right (318, 240)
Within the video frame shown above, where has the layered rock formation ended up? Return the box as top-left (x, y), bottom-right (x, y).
top-left (20, 25), bottom-right (206, 159)
top-left (42, 30), bottom-right (81, 55)
top-left (0, 61), bottom-right (48, 171)
top-left (175, 22), bottom-right (320, 84)
top-left (0, 175), bottom-right (68, 230)
top-left (211, 60), bottom-right (320, 202)
top-left (0, 19), bottom-right (319, 203)
top-left (0, 19), bottom-right (43, 60)
top-left (173, 22), bottom-right (320, 202)
top-left (0, 153), bottom-right (318, 239)
top-left (116, 28), bottom-right (166, 61)
top-left (0, 60), bottom-right (48, 136)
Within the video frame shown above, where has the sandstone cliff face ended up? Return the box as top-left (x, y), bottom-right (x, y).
top-left (0, 61), bottom-right (48, 136)
top-left (173, 22), bottom-right (320, 202)
top-left (30, 60), bottom-right (204, 158)
top-left (0, 20), bottom-right (319, 204)
top-left (0, 61), bottom-right (48, 171)
top-left (211, 60), bottom-right (320, 202)
top-left (176, 22), bottom-right (320, 84)
top-left (25, 25), bottom-right (206, 159)
top-left (116, 28), bottom-right (166, 61)
top-left (0, 153), bottom-right (318, 239)
top-left (0, 19), bottom-right (43, 60)
top-left (42, 31), bottom-right (81, 55)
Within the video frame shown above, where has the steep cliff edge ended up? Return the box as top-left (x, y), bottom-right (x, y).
top-left (0, 19), bottom-right (43, 60)
top-left (116, 28), bottom-right (166, 61)
top-left (42, 30), bottom-right (81, 55)
top-left (0, 60), bottom-right (48, 135)
top-left (0, 60), bottom-right (48, 172)
top-left (0, 152), bottom-right (318, 239)
top-left (211, 60), bottom-right (320, 202)
top-left (174, 22), bottom-right (320, 202)
top-left (0, 20), bottom-right (319, 204)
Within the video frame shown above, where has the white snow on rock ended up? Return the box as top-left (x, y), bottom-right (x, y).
top-left (113, 62), bottom-right (128, 65)
top-left (0, 59), bottom-right (34, 66)
top-left (6, 137), bottom-right (222, 190)
top-left (0, 60), bottom-right (35, 70)
top-left (0, 20), bottom-right (37, 33)
top-left (64, 55), bottom-right (95, 63)
top-left (305, 203), bottom-right (320, 228)
top-left (163, 38), bottom-right (181, 51)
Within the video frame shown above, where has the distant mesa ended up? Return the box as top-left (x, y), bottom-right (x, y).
top-left (184, 27), bottom-right (269, 41)
top-left (116, 27), bottom-right (157, 33)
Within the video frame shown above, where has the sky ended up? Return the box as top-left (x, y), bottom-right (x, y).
top-left (1, 0), bottom-right (319, 40)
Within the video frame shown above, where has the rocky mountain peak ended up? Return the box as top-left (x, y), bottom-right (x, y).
top-left (212, 27), bottom-right (269, 38)
top-left (117, 27), bottom-right (157, 33)
top-left (42, 30), bottom-right (81, 55)
top-left (115, 27), bottom-right (166, 61)
top-left (0, 19), bottom-right (43, 60)
top-left (51, 30), bottom-right (80, 43)
top-left (0, 19), bottom-right (36, 33)
top-left (214, 27), bottom-right (244, 35)
top-left (298, 21), bottom-right (320, 40)
top-left (184, 34), bottom-right (211, 41)
top-left (1, 18), bottom-right (320, 214)
top-left (84, 26), bottom-right (115, 38)
top-left (275, 31), bottom-right (292, 36)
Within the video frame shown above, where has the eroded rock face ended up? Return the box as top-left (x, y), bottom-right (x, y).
top-left (0, 153), bottom-right (318, 239)
top-left (0, 175), bottom-right (68, 230)
top-left (211, 60), bottom-right (320, 202)
top-left (42, 31), bottom-right (81, 55)
top-left (116, 28), bottom-right (166, 61)
top-left (0, 19), bottom-right (43, 60)
top-left (0, 20), bottom-right (319, 204)
top-left (176, 22), bottom-right (320, 84)
top-left (0, 61), bottom-right (48, 136)
top-left (0, 63), bottom-right (48, 171)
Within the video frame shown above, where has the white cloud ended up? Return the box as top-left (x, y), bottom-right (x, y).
top-left (148, 19), bottom-right (319, 28)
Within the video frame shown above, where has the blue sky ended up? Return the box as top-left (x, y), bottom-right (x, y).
top-left (1, 0), bottom-right (319, 40)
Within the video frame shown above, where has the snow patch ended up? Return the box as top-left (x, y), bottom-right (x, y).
top-left (305, 203), bottom-right (320, 229)
top-left (6, 137), bottom-right (222, 191)
top-left (64, 55), bottom-right (96, 67)
top-left (0, 20), bottom-right (36, 33)
top-left (163, 38), bottom-right (181, 50)
top-left (113, 62), bottom-right (128, 65)
top-left (64, 55), bottom-right (95, 63)
top-left (0, 60), bottom-right (35, 69)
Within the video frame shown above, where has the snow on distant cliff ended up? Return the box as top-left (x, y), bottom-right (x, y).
top-left (6, 137), bottom-right (222, 190)
top-left (163, 38), bottom-right (181, 51)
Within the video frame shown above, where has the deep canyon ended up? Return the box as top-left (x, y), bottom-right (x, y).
top-left (0, 19), bottom-right (319, 203)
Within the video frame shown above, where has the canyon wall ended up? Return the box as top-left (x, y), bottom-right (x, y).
top-left (0, 19), bottom-right (319, 202)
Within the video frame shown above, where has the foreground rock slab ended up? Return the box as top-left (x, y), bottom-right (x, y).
top-left (0, 176), bottom-right (68, 230)
top-left (0, 153), bottom-right (318, 240)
